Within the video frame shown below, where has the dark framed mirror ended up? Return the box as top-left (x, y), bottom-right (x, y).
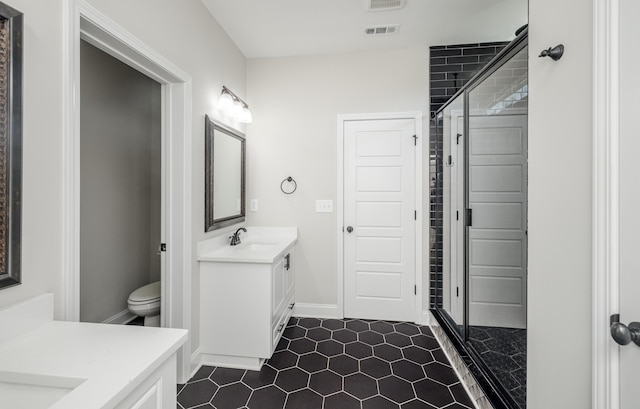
top-left (0, 2), bottom-right (22, 290)
top-left (205, 115), bottom-right (245, 232)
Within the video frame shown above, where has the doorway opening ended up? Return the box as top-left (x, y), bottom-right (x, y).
top-left (63, 0), bottom-right (193, 382)
top-left (79, 40), bottom-right (163, 326)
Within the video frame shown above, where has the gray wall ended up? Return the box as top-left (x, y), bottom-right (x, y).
top-left (79, 41), bottom-right (161, 323)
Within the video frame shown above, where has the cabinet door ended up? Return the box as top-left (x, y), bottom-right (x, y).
top-left (285, 251), bottom-right (295, 306)
top-left (128, 381), bottom-right (160, 409)
top-left (272, 257), bottom-right (286, 323)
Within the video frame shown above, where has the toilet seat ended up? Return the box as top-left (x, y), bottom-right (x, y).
top-left (128, 281), bottom-right (161, 319)
top-left (128, 281), bottom-right (160, 304)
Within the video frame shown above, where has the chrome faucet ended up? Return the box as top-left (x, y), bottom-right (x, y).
top-left (229, 227), bottom-right (247, 246)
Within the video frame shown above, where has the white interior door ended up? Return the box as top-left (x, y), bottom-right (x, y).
top-left (618, 0), bottom-right (640, 405)
top-left (344, 118), bottom-right (416, 321)
top-left (467, 114), bottom-right (527, 329)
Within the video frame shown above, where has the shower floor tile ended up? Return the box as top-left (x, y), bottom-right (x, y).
top-left (177, 317), bottom-right (474, 409)
top-left (469, 326), bottom-right (526, 409)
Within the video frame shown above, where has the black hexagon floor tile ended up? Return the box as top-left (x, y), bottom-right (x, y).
top-left (392, 360), bottom-right (425, 382)
top-left (247, 385), bottom-right (286, 409)
top-left (370, 321), bottom-right (395, 334)
top-left (210, 367), bottom-right (245, 386)
top-left (360, 357), bottom-right (392, 379)
top-left (345, 319), bottom-right (370, 332)
top-left (282, 325), bottom-right (306, 340)
top-left (378, 375), bottom-right (415, 404)
top-left (177, 317), bottom-right (474, 409)
top-left (333, 328), bottom-right (358, 343)
top-left (309, 370), bottom-right (342, 395)
top-left (242, 365), bottom-right (277, 389)
top-left (359, 330), bottom-right (385, 346)
top-left (177, 379), bottom-right (217, 408)
top-left (316, 339), bottom-right (343, 356)
top-left (325, 391), bottom-right (360, 409)
top-left (211, 382), bottom-right (251, 408)
top-left (328, 354), bottom-right (359, 375)
top-left (345, 341), bottom-right (374, 359)
top-left (297, 352), bottom-right (328, 373)
top-left (321, 319), bottom-right (345, 330)
top-left (344, 373), bottom-right (378, 400)
top-left (285, 388), bottom-right (323, 409)
top-left (275, 367), bottom-right (309, 392)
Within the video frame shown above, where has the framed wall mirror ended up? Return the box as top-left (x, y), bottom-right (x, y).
top-left (0, 2), bottom-right (23, 290)
top-left (205, 115), bottom-right (245, 232)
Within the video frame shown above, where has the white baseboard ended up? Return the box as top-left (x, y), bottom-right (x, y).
top-left (420, 310), bottom-right (431, 326)
top-left (102, 309), bottom-right (136, 325)
top-left (190, 347), bottom-right (202, 380)
top-left (293, 303), bottom-right (340, 319)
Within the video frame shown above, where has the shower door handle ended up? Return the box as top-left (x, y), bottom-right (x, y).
top-left (610, 314), bottom-right (640, 346)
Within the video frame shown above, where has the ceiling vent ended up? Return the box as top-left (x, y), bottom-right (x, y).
top-left (364, 24), bottom-right (400, 36)
top-left (366, 0), bottom-right (405, 11)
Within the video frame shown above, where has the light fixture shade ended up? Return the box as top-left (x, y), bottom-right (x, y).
top-left (231, 99), bottom-right (244, 120)
top-left (239, 107), bottom-right (253, 123)
top-left (217, 92), bottom-right (233, 111)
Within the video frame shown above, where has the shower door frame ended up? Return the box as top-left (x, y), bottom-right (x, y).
top-left (432, 31), bottom-right (529, 409)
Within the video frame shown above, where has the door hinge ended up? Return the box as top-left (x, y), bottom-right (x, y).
top-left (456, 287), bottom-right (459, 297)
top-left (447, 155), bottom-right (453, 166)
top-left (456, 133), bottom-right (461, 144)
top-left (456, 210), bottom-right (459, 221)
top-left (414, 210), bottom-right (417, 220)
top-left (413, 135), bottom-right (417, 146)
top-left (414, 285), bottom-right (417, 295)
top-left (466, 208), bottom-right (473, 227)
top-left (160, 243), bottom-right (166, 252)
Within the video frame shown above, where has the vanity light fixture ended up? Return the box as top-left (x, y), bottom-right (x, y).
top-left (217, 86), bottom-right (253, 123)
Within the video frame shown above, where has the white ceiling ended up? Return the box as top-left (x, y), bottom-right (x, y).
top-left (200, 0), bottom-right (528, 59)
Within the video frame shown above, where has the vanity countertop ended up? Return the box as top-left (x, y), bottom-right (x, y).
top-left (197, 226), bottom-right (297, 264)
top-left (0, 306), bottom-right (187, 409)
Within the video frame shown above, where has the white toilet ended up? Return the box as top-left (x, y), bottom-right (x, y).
top-left (128, 281), bottom-right (161, 327)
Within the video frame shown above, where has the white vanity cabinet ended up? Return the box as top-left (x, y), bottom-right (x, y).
top-left (199, 235), bottom-right (296, 370)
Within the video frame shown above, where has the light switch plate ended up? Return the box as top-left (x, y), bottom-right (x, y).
top-left (316, 200), bottom-right (333, 213)
top-left (250, 199), bottom-right (259, 212)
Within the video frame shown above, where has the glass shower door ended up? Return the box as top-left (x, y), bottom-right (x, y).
top-left (466, 45), bottom-right (528, 408)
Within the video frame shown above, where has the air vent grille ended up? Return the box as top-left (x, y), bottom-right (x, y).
top-left (366, 0), bottom-right (404, 11)
top-left (364, 24), bottom-right (400, 36)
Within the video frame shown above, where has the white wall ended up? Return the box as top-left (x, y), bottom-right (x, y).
top-left (528, 0), bottom-right (593, 407)
top-left (0, 0), bottom-right (247, 357)
top-left (246, 48), bottom-right (429, 308)
top-left (0, 0), bottom-right (66, 315)
top-left (79, 41), bottom-right (161, 323)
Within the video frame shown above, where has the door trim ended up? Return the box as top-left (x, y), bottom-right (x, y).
top-left (62, 0), bottom-right (193, 383)
top-left (593, 0), bottom-right (619, 407)
top-left (336, 112), bottom-right (423, 323)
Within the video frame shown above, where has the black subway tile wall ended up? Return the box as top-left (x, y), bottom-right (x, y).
top-left (428, 42), bottom-right (508, 309)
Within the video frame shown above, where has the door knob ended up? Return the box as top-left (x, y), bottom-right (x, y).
top-left (346, 226), bottom-right (353, 233)
top-left (610, 315), bottom-right (640, 346)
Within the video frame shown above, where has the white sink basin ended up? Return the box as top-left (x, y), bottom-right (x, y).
top-left (0, 371), bottom-right (85, 409)
top-left (239, 241), bottom-right (279, 251)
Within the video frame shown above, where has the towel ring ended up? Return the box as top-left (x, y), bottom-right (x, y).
top-left (280, 177), bottom-right (297, 194)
